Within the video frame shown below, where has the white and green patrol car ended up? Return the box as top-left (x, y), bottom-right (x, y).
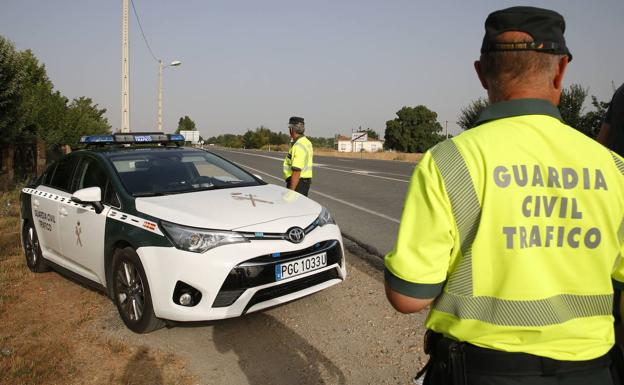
top-left (20, 133), bottom-right (346, 333)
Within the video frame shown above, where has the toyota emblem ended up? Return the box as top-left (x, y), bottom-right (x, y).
top-left (287, 227), bottom-right (305, 243)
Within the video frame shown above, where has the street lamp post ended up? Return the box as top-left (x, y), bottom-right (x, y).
top-left (157, 59), bottom-right (181, 132)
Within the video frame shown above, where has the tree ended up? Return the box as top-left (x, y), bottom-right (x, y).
top-left (269, 131), bottom-right (289, 145)
top-left (384, 106), bottom-right (444, 153)
top-left (0, 36), bottom-right (25, 144)
top-left (175, 115), bottom-right (196, 133)
top-left (558, 83), bottom-right (609, 137)
top-left (581, 96), bottom-right (610, 137)
top-left (218, 134), bottom-right (243, 148)
top-left (61, 97), bottom-right (111, 145)
top-left (457, 98), bottom-right (489, 130)
top-left (559, 84), bottom-right (587, 132)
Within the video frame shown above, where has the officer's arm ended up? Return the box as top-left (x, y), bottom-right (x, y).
top-left (289, 170), bottom-right (301, 190)
top-left (385, 284), bottom-right (435, 313)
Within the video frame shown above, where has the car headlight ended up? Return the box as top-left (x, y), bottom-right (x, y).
top-left (161, 221), bottom-right (249, 253)
top-left (317, 206), bottom-right (336, 226)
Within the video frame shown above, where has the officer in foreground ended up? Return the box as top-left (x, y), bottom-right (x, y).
top-left (385, 6), bottom-right (624, 385)
top-left (283, 116), bottom-right (313, 196)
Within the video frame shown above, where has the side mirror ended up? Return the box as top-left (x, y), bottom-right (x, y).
top-left (72, 187), bottom-right (104, 214)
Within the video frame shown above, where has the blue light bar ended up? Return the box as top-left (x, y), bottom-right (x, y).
top-left (169, 134), bottom-right (185, 142)
top-left (80, 135), bottom-right (115, 143)
top-left (80, 132), bottom-right (186, 146)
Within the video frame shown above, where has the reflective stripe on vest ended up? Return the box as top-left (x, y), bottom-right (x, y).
top-left (430, 140), bottom-right (613, 327)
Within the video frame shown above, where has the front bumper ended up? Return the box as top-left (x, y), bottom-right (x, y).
top-left (136, 223), bottom-right (346, 322)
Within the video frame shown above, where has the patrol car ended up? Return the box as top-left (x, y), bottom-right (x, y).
top-left (20, 133), bottom-right (346, 333)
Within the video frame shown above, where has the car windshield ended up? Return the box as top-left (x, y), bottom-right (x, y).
top-left (108, 150), bottom-right (261, 196)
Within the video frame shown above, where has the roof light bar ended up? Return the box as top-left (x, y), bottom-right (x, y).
top-left (80, 132), bottom-right (186, 145)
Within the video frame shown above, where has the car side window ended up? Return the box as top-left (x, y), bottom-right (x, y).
top-left (75, 157), bottom-right (120, 208)
top-left (104, 181), bottom-right (121, 208)
top-left (41, 163), bottom-right (57, 186)
top-left (76, 157), bottom-right (108, 193)
top-left (49, 156), bottom-right (79, 192)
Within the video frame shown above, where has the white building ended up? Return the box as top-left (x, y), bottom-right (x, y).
top-left (335, 133), bottom-right (384, 153)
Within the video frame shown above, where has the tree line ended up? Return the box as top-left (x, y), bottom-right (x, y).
top-left (205, 126), bottom-right (337, 149)
top-left (0, 35), bottom-right (111, 155)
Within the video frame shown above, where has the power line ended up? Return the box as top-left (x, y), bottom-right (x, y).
top-left (130, 0), bottom-right (159, 62)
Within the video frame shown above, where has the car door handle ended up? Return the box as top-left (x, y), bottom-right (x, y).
top-left (33, 199), bottom-right (40, 208)
top-left (59, 207), bottom-right (68, 217)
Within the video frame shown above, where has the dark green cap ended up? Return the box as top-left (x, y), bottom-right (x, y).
top-left (481, 6), bottom-right (572, 61)
top-left (289, 116), bottom-right (304, 125)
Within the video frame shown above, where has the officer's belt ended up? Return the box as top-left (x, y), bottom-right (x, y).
top-left (432, 333), bottom-right (612, 376)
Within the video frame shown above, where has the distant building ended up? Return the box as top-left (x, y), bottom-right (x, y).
top-left (335, 133), bottom-right (384, 153)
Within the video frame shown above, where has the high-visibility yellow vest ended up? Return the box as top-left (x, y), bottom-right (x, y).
top-left (385, 99), bottom-right (624, 361)
top-left (283, 136), bottom-right (313, 180)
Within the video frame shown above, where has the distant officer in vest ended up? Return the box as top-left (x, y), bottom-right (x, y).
top-left (283, 116), bottom-right (313, 196)
top-left (384, 6), bottom-right (624, 385)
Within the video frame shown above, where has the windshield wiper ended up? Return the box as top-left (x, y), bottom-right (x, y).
top-left (133, 191), bottom-right (168, 197)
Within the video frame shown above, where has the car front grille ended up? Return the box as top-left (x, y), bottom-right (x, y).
top-left (211, 239), bottom-right (342, 308)
top-left (243, 269), bottom-right (341, 313)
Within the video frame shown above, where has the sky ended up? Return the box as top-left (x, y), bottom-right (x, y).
top-left (2, 0), bottom-right (623, 139)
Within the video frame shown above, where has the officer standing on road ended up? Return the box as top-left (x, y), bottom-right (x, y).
top-left (283, 116), bottom-right (313, 196)
top-left (385, 6), bottom-right (624, 385)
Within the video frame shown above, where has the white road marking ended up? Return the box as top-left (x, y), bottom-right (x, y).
top-left (237, 163), bottom-right (401, 224)
top-left (216, 149), bottom-right (327, 167)
top-left (217, 148), bottom-right (410, 183)
top-left (315, 165), bottom-right (409, 183)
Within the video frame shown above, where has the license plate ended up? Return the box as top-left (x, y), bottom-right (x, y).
top-left (275, 252), bottom-right (327, 281)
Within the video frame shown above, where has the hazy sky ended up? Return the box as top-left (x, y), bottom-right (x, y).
top-left (2, 0), bottom-right (623, 138)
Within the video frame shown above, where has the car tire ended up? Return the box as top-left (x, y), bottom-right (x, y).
top-left (22, 222), bottom-right (49, 273)
top-left (112, 247), bottom-right (164, 333)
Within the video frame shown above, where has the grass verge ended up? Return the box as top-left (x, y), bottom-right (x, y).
top-left (0, 187), bottom-right (197, 385)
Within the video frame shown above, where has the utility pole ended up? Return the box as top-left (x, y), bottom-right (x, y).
top-left (157, 60), bottom-right (163, 131)
top-left (121, 0), bottom-right (130, 132)
top-left (445, 120), bottom-right (448, 139)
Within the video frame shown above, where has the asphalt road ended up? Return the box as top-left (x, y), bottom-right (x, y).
top-left (209, 148), bottom-right (417, 256)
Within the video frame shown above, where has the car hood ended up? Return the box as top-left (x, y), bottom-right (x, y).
top-left (134, 184), bottom-right (322, 231)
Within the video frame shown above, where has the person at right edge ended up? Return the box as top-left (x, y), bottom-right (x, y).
top-left (597, 83), bottom-right (624, 158)
top-left (283, 116), bottom-right (313, 196)
top-left (598, 83), bottom-right (624, 350)
top-left (384, 6), bottom-right (624, 385)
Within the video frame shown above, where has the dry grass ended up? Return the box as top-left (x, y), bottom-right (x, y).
top-left (0, 187), bottom-right (197, 385)
top-left (314, 148), bottom-right (422, 162)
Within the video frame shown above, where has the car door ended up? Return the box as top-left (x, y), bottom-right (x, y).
top-left (58, 155), bottom-right (114, 285)
top-left (32, 156), bottom-right (79, 260)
